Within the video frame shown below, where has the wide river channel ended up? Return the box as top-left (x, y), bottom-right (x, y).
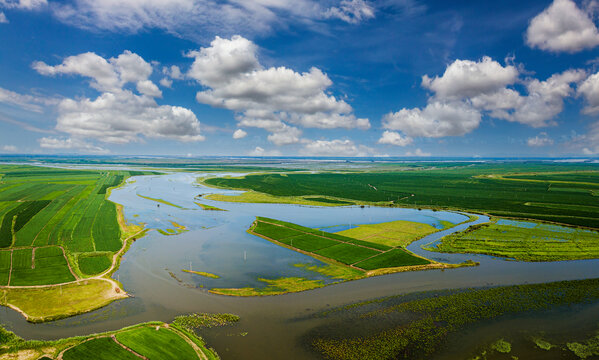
top-left (2, 172), bottom-right (599, 359)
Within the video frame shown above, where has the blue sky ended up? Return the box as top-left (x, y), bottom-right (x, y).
top-left (1, 0), bottom-right (599, 157)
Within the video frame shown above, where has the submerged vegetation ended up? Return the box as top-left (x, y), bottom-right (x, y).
top-left (137, 194), bottom-right (184, 208)
top-left (182, 269), bottom-right (220, 278)
top-left (432, 219), bottom-right (599, 261)
top-left (309, 278), bottom-right (599, 360)
top-left (195, 202), bottom-right (226, 211)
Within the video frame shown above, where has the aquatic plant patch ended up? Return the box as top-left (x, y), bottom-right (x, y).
top-left (309, 278), bottom-right (599, 360)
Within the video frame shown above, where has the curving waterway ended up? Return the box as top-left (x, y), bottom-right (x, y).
top-left (1, 172), bottom-right (599, 359)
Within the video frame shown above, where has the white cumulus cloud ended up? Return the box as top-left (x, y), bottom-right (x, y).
top-left (187, 35), bottom-right (368, 145)
top-left (393, 56), bottom-right (586, 138)
top-left (578, 71), bottom-right (599, 114)
top-left (232, 128), bottom-right (247, 139)
top-left (377, 130), bottom-right (413, 146)
top-left (382, 101), bottom-right (481, 138)
top-left (33, 50), bottom-right (204, 146)
top-left (422, 56), bottom-right (518, 99)
top-left (502, 69), bottom-right (586, 127)
top-left (0, 12), bottom-right (7, 23)
top-left (526, 0), bottom-right (599, 53)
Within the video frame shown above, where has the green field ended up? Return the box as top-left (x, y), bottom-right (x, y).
top-left (78, 254), bottom-right (112, 275)
top-left (116, 326), bottom-right (199, 360)
top-left (9, 246), bottom-right (76, 286)
top-left (63, 337), bottom-right (140, 360)
top-left (0, 165), bottom-right (156, 285)
top-left (432, 219), bottom-right (599, 261)
top-left (204, 163), bottom-right (599, 228)
top-left (337, 220), bottom-right (451, 247)
top-left (250, 217), bottom-right (430, 270)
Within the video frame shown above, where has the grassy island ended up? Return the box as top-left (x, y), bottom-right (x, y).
top-left (210, 217), bottom-right (474, 296)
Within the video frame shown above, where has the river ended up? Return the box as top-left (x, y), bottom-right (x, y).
top-left (1, 172), bottom-right (598, 359)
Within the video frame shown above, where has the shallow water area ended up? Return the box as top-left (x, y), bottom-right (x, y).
top-left (2, 171), bottom-right (599, 360)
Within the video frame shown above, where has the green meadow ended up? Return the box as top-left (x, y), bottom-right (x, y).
top-left (432, 219), bottom-right (599, 261)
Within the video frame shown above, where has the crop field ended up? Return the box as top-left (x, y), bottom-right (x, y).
top-left (62, 337), bottom-right (140, 360)
top-left (433, 219), bottom-right (599, 261)
top-left (309, 278), bottom-right (599, 360)
top-left (78, 254), bottom-right (112, 275)
top-left (205, 163), bottom-right (599, 228)
top-left (337, 220), bottom-right (450, 247)
top-left (0, 165), bottom-right (157, 286)
top-left (7, 246), bottom-right (76, 286)
top-left (250, 217), bottom-right (430, 270)
top-left (116, 326), bottom-right (199, 360)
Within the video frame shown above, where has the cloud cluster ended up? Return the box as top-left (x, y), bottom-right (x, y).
top-left (578, 71), bottom-right (599, 114)
top-left (187, 35), bottom-right (369, 145)
top-left (421, 56), bottom-right (518, 99)
top-left (300, 139), bottom-right (376, 157)
top-left (383, 101), bottom-right (481, 138)
top-left (526, 0), bottom-right (599, 53)
top-left (33, 50), bottom-right (204, 152)
top-left (527, 132), bottom-right (554, 147)
top-left (381, 56), bottom-right (587, 144)
top-left (377, 130), bottom-right (413, 146)
top-left (49, 0), bottom-right (374, 42)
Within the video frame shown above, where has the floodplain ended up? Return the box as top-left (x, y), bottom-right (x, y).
top-left (0, 158), bottom-right (598, 360)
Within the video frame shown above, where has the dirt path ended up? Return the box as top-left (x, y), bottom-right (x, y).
top-left (111, 334), bottom-right (148, 359)
top-left (163, 325), bottom-right (209, 360)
